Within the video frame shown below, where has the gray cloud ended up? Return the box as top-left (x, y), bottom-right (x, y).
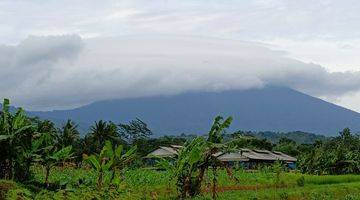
top-left (1, 35), bottom-right (360, 111)
top-left (2, 0), bottom-right (360, 42)
top-left (14, 35), bottom-right (83, 65)
top-left (0, 35), bottom-right (83, 106)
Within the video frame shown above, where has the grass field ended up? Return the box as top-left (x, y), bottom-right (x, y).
top-left (1, 166), bottom-right (360, 199)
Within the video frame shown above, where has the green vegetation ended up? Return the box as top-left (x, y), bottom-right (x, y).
top-left (84, 140), bottom-right (137, 188)
top-left (1, 168), bottom-right (360, 199)
top-left (298, 128), bottom-right (360, 175)
top-left (1, 98), bottom-right (359, 199)
top-left (244, 131), bottom-right (327, 144)
top-left (157, 116), bottom-right (235, 199)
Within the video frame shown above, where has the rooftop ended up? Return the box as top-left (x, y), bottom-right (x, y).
top-left (146, 146), bottom-right (297, 162)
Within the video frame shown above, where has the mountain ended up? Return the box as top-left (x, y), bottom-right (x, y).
top-left (29, 87), bottom-right (360, 136)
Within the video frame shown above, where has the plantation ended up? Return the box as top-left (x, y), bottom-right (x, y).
top-left (1, 167), bottom-right (360, 199)
top-left (1, 98), bottom-right (360, 199)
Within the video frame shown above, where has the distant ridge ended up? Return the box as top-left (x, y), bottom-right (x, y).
top-left (249, 131), bottom-right (327, 144)
top-left (29, 87), bottom-right (360, 136)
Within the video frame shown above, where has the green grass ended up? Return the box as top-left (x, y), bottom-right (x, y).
top-left (195, 182), bottom-right (360, 200)
top-left (2, 167), bottom-right (360, 199)
top-left (304, 174), bottom-right (360, 185)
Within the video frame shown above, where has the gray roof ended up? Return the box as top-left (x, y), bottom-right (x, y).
top-left (216, 152), bottom-right (249, 162)
top-left (146, 146), bottom-right (178, 158)
top-left (241, 149), bottom-right (277, 161)
top-left (146, 146), bottom-right (296, 162)
top-left (170, 145), bottom-right (183, 149)
top-left (241, 149), bottom-right (297, 162)
top-left (271, 151), bottom-right (297, 162)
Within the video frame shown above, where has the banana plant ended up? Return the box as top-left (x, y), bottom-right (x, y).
top-left (33, 131), bottom-right (73, 187)
top-left (208, 116), bottom-right (233, 144)
top-left (156, 115), bottom-right (235, 199)
top-left (0, 99), bottom-right (35, 181)
top-left (84, 140), bottom-right (137, 188)
top-left (156, 137), bottom-right (207, 197)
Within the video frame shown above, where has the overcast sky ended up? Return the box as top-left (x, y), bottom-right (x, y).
top-left (1, 0), bottom-right (360, 112)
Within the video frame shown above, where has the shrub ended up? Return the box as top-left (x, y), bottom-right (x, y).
top-left (344, 194), bottom-right (358, 200)
top-left (279, 192), bottom-right (289, 200)
top-left (297, 176), bottom-right (305, 187)
top-left (6, 188), bottom-right (32, 200)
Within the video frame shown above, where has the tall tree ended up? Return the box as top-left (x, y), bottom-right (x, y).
top-left (118, 118), bottom-right (152, 144)
top-left (228, 134), bottom-right (274, 150)
top-left (87, 120), bottom-right (123, 153)
top-left (58, 119), bottom-right (80, 148)
top-left (274, 137), bottom-right (299, 156)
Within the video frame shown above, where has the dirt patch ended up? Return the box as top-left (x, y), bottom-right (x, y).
top-left (202, 184), bottom-right (294, 193)
top-left (0, 181), bottom-right (16, 199)
top-left (149, 184), bottom-right (295, 199)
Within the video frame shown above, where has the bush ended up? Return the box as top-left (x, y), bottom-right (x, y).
top-left (0, 181), bottom-right (16, 199)
top-left (297, 176), bottom-right (305, 187)
top-left (344, 194), bottom-right (358, 200)
top-left (6, 188), bottom-right (32, 200)
top-left (279, 192), bottom-right (289, 200)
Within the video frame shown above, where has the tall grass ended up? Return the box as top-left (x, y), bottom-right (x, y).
top-left (304, 174), bottom-right (360, 185)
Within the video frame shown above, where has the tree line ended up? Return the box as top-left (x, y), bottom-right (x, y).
top-left (1, 98), bottom-right (359, 189)
top-left (0, 99), bottom-right (184, 183)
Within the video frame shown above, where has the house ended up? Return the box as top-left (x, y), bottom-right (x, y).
top-left (146, 145), bottom-right (297, 169)
top-left (240, 149), bottom-right (297, 169)
top-left (146, 146), bottom-right (178, 158)
top-left (213, 151), bottom-right (249, 168)
top-left (144, 146), bottom-right (179, 166)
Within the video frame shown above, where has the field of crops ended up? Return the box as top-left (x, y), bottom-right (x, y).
top-left (1, 166), bottom-right (360, 200)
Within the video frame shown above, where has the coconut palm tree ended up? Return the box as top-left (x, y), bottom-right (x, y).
top-left (58, 119), bottom-right (80, 148)
top-left (87, 120), bottom-right (123, 153)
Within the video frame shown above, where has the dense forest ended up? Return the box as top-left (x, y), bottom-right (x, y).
top-left (1, 98), bottom-right (359, 199)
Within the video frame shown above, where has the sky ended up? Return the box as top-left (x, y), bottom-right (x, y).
top-left (0, 0), bottom-right (360, 112)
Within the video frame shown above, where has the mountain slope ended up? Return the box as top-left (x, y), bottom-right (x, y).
top-left (30, 87), bottom-right (360, 136)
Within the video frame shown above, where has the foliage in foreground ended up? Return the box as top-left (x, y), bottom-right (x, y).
top-left (84, 140), bottom-right (137, 188)
top-left (2, 169), bottom-right (360, 200)
top-left (158, 116), bottom-right (240, 199)
top-left (0, 99), bottom-right (35, 181)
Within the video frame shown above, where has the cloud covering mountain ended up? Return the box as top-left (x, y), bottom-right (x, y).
top-left (1, 35), bottom-right (360, 111)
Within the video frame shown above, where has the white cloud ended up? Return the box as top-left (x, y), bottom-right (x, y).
top-left (1, 1), bottom-right (360, 71)
top-left (1, 35), bottom-right (360, 112)
top-left (262, 39), bottom-right (360, 72)
top-left (1, 1), bottom-right (360, 111)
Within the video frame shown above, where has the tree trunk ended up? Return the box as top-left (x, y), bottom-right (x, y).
top-left (97, 172), bottom-right (103, 188)
top-left (45, 166), bottom-right (50, 188)
top-left (212, 167), bottom-right (218, 200)
top-left (110, 170), bottom-right (115, 182)
top-left (7, 159), bottom-right (13, 180)
top-left (45, 166), bottom-right (51, 188)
